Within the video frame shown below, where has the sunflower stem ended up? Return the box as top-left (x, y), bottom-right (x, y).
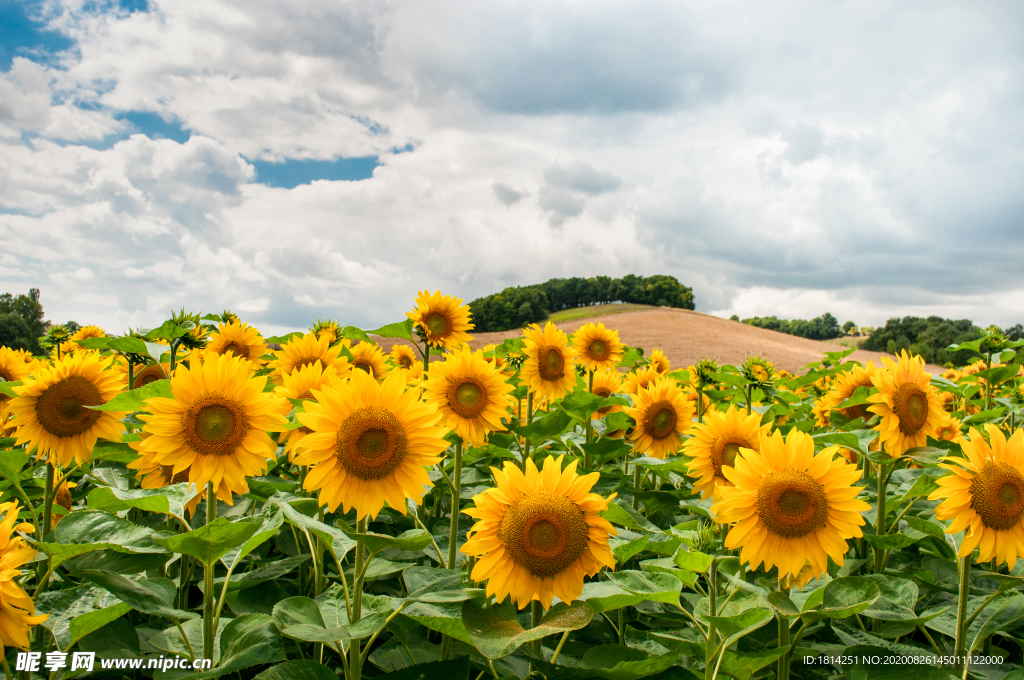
top-left (351, 516), bottom-right (368, 680)
top-left (127, 361), bottom-right (135, 391)
top-left (632, 457), bottom-right (642, 511)
top-left (954, 556), bottom-right (971, 675)
top-left (586, 369), bottom-right (595, 446)
top-left (776, 587), bottom-right (791, 680)
top-left (203, 481), bottom-right (217, 661)
top-left (523, 392), bottom-right (534, 470)
top-left (448, 439), bottom-right (463, 570)
top-left (531, 601), bottom-right (543, 654)
top-left (697, 386), bottom-right (704, 424)
top-left (874, 461), bottom-right (889, 573)
top-left (704, 559), bottom-right (718, 680)
top-left (744, 384), bottom-right (752, 416)
top-left (551, 630), bottom-right (570, 663)
top-left (618, 608), bottom-right (625, 645)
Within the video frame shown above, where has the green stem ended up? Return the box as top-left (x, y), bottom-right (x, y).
top-left (744, 384), bottom-right (752, 416)
top-left (776, 589), bottom-right (791, 680)
top-left (705, 560), bottom-right (718, 680)
top-left (523, 393), bottom-right (534, 470)
top-left (170, 338), bottom-right (180, 375)
top-left (531, 601), bottom-right (543, 654)
top-left (618, 608), bottom-right (625, 646)
top-left (551, 631), bottom-right (570, 663)
top-left (42, 463), bottom-right (55, 538)
top-left (964, 586), bottom-right (1001, 629)
top-left (874, 462), bottom-right (888, 573)
top-left (348, 516), bottom-right (369, 680)
top-left (587, 369), bottom-right (595, 445)
top-left (127, 361), bottom-right (135, 391)
top-left (698, 386), bottom-right (704, 423)
top-left (175, 620), bottom-right (196, 660)
top-left (203, 481), bottom-right (217, 660)
top-left (632, 457), bottom-right (642, 511)
top-left (954, 556), bottom-right (971, 674)
top-left (448, 440), bottom-right (463, 571)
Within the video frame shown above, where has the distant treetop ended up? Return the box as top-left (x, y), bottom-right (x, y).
top-left (468, 275), bottom-right (695, 332)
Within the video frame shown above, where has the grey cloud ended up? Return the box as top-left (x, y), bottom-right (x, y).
top-left (492, 181), bottom-right (526, 205)
top-left (544, 161), bottom-right (621, 195)
top-left (537, 185), bottom-right (585, 226)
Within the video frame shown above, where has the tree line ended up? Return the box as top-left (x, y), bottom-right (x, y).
top-left (738, 313), bottom-right (848, 340)
top-left (0, 288), bottom-right (46, 354)
top-left (467, 275), bottom-right (695, 332)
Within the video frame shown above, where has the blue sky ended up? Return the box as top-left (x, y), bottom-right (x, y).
top-left (1, 0), bottom-right (1022, 335)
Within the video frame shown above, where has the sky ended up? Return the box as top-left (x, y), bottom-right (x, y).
top-left (1, 0), bottom-right (1022, 336)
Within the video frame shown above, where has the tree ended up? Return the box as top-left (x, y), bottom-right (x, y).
top-left (0, 288), bottom-right (46, 354)
top-left (842, 320), bottom-right (857, 335)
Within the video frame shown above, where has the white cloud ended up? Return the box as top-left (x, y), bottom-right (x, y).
top-left (0, 0), bottom-right (1022, 335)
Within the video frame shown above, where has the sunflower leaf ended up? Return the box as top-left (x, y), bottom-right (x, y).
top-left (88, 378), bottom-right (172, 412)
top-left (80, 569), bottom-right (198, 620)
top-left (462, 598), bottom-right (593, 659)
top-left (0, 381), bottom-right (22, 398)
top-left (156, 517), bottom-right (262, 566)
top-left (605, 570), bottom-right (682, 605)
top-left (368, 319), bottom-right (416, 342)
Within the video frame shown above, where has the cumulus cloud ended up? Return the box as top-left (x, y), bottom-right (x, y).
top-left (1, 0), bottom-right (1022, 334)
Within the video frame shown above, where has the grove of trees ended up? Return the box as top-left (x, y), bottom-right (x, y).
top-left (0, 288), bottom-right (46, 354)
top-left (741, 312), bottom-right (846, 340)
top-left (468, 275), bottom-right (695, 332)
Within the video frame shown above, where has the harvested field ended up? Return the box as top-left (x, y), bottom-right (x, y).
top-left (377, 307), bottom-right (944, 373)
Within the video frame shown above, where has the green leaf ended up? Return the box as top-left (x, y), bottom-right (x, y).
top-left (578, 580), bottom-right (644, 613)
top-left (601, 499), bottom-right (664, 534)
top-left (462, 598), bottom-right (593, 659)
top-left (400, 602), bottom-right (473, 645)
top-left (50, 509), bottom-right (171, 555)
top-left (156, 517), bottom-right (261, 566)
top-left (605, 570), bottom-right (682, 605)
top-left (175, 613), bottom-right (286, 680)
top-left (766, 591), bottom-right (801, 617)
top-left (222, 507), bottom-right (286, 570)
top-left (863, 533), bottom-right (920, 550)
top-left (145, 319), bottom-right (195, 342)
top-left (368, 319), bottom-right (416, 342)
top-left (255, 660), bottom-right (341, 680)
top-left (340, 326), bottom-right (373, 344)
top-left (401, 567), bottom-right (484, 603)
top-left (80, 570), bottom-right (197, 620)
top-left (88, 378), bottom-right (172, 411)
top-left (704, 607), bottom-right (773, 642)
top-left (968, 591), bottom-right (1024, 652)
top-left (150, 616), bottom-right (229, 662)
top-left (673, 550), bottom-right (713, 574)
top-left (611, 534), bottom-right (650, 563)
top-left (0, 381), bottom-right (22, 398)
top-left (87, 483), bottom-right (198, 519)
top-left (651, 632), bottom-right (783, 680)
top-left (529, 644), bottom-right (688, 680)
top-left (515, 408), bottom-right (574, 445)
top-left (272, 596), bottom-right (392, 644)
top-left (806, 577), bottom-right (881, 619)
top-left (336, 518), bottom-right (431, 554)
top-left (836, 385), bottom-right (875, 410)
top-left (561, 391), bottom-right (629, 422)
top-left (270, 499), bottom-right (356, 560)
top-left (36, 584), bottom-right (132, 652)
top-left (375, 658), bottom-right (473, 680)
top-left (0, 448), bottom-right (29, 494)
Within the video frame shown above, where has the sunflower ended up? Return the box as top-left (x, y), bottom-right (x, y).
top-left (0, 502), bottom-right (48, 650)
top-left (51, 471), bottom-right (77, 527)
top-left (571, 322), bottom-right (625, 373)
top-left (930, 425), bottom-right (1024, 566)
top-left (349, 342), bottom-right (388, 380)
top-left (521, 322), bottom-right (577, 402)
top-left (647, 349), bottom-right (671, 374)
top-left (589, 369), bottom-right (624, 420)
top-left (741, 355), bottom-right (775, 387)
top-left (713, 429), bottom-right (869, 587)
top-left (126, 362), bottom-right (170, 390)
top-left (275, 362), bottom-right (342, 459)
top-left (204, 321), bottom-right (269, 370)
top-left (422, 345), bottom-right (514, 446)
top-left (0, 348), bottom-right (33, 421)
top-left (867, 351), bottom-right (943, 456)
top-left (622, 366), bottom-right (661, 395)
top-left (481, 343), bottom-right (507, 371)
top-left (8, 352), bottom-right (126, 467)
top-left (267, 332), bottom-right (350, 385)
top-left (127, 434), bottom-right (205, 517)
top-left (136, 353), bottom-right (288, 503)
top-left (812, 362), bottom-right (878, 427)
top-left (684, 405), bottom-right (770, 500)
top-left (407, 290), bottom-right (474, 350)
top-left (625, 376), bottom-right (696, 459)
top-left (294, 368), bottom-right (449, 519)
top-left (310, 318), bottom-right (341, 345)
top-left (462, 455), bottom-right (617, 609)
top-left (935, 413), bottom-right (966, 444)
top-left (389, 344), bottom-right (419, 370)
top-left (70, 325), bottom-right (106, 348)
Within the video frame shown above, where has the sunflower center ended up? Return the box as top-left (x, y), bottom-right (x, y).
top-left (757, 469), bottom-right (828, 538)
top-left (34, 376), bottom-right (103, 438)
top-left (335, 406), bottom-right (407, 480)
top-left (0, 368), bottom-right (13, 381)
top-left (354, 360), bottom-right (374, 376)
top-left (970, 462), bottom-right (1024, 531)
top-left (712, 439), bottom-right (747, 474)
top-left (183, 394), bottom-right (248, 456)
top-left (500, 491), bottom-right (590, 578)
top-left (398, 355), bottom-right (413, 368)
top-left (425, 312), bottom-right (451, 338)
top-left (222, 342), bottom-right (249, 359)
top-left (133, 365), bottom-right (165, 389)
top-left (644, 401), bottom-right (677, 440)
top-left (588, 339), bottom-right (609, 361)
top-left (892, 383), bottom-right (928, 435)
top-left (592, 387), bottom-right (613, 415)
top-left (296, 356), bottom-right (321, 370)
top-left (448, 379), bottom-right (487, 418)
top-left (538, 347), bottom-right (565, 381)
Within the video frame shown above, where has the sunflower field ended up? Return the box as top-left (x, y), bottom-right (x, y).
top-left (1, 292), bottom-right (1024, 680)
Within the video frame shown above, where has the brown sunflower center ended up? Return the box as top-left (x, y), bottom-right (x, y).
top-left (643, 401), bottom-right (677, 440)
top-left (592, 387), bottom-right (613, 415)
top-left (398, 354), bottom-right (413, 368)
top-left (133, 364), bottom-right (165, 389)
top-left (353, 360), bottom-right (375, 376)
top-left (425, 312), bottom-right (452, 338)
top-left (538, 347), bottom-right (565, 381)
top-left (499, 491), bottom-right (589, 578)
top-left (295, 356), bottom-right (321, 370)
top-left (892, 383), bottom-right (928, 435)
top-left (34, 376), bottom-right (103, 438)
top-left (712, 439), bottom-right (748, 474)
top-left (757, 469), bottom-right (828, 538)
top-left (588, 339), bottom-right (609, 361)
top-left (447, 378), bottom-right (487, 418)
top-left (0, 367), bottom-right (13, 382)
top-left (970, 462), bottom-right (1024, 531)
top-left (160, 465), bottom-right (192, 485)
top-left (335, 406), bottom-right (407, 480)
top-left (222, 342), bottom-right (249, 359)
top-left (183, 393), bottom-right (248, 456)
